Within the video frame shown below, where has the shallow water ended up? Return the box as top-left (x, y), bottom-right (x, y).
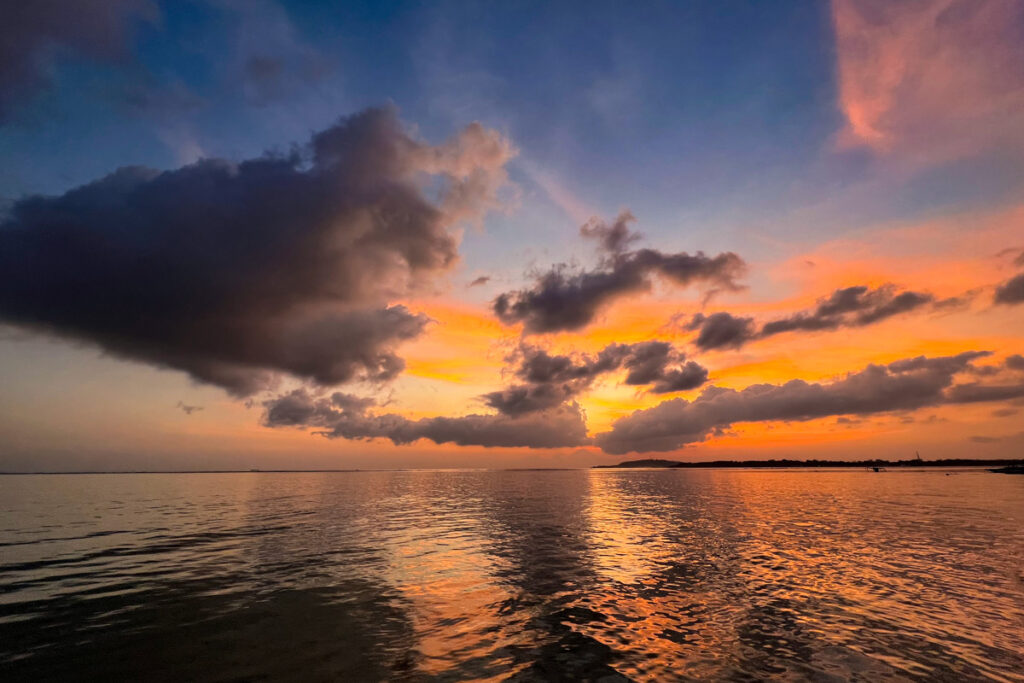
top-left (1, 469), bottom-right (1022, 682)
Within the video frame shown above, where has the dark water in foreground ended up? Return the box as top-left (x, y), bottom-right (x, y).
top-left (1, 469), bottom-right (1022, 682)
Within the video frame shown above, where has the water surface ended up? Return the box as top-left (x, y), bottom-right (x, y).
top-left (1, 469), bottom-right (1022, 681)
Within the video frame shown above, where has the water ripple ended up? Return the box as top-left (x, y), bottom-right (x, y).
top-left (0, 469), bottom-right (1022, 681)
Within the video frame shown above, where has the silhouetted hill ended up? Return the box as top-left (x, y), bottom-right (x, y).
top-left (593, 459), bottom-right (682, 468)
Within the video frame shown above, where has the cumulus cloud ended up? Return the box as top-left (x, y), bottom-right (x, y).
top-left (0, 107), bottom-right (515, 395)
top-left (263, 389), bottom-right (590, 449)
top-left (481, 383), bottom-right (581, 417)
top-left (596, 351), bottom-right (1024, 454)
top-left (687, 284), bottom-right (949, 351)
top-left (994, 273), bottom-right (1024, 305)
top-left (685, 312), bottom-right (756, 351)
top-left (619, 342), bottom-right (709, 393)
top-left (481, 341), bottom-right (709, 416)
top-left (493, 211), bottom-right (745, 334)
top-left (0, 0), bottom-right (158, 121)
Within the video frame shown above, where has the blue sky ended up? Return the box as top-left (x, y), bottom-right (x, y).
top-left (3, 2), bottom-right (837, 238)
top-left (4, 0), bottom-right (1014, 267)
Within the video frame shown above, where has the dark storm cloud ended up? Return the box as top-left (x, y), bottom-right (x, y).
top-left (263, 389), bottom-right (590, 449)
top-left (493, 212), bottom-right (746, 334)
top-left (994, 272), bottom-right (1024, 305)
top-left (595, 351), bottom-right (1024, 454)
top-left (0, 107), bottom-right (514, 395)
top-left (0, 0), bottom-right (158, 121)
top-left (686, 284), bottom-right (947, 351)
top-left (481, 341), bottom-right (709, 416)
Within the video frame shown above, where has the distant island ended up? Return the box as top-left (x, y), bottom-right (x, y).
top-left (594, 458), bottom-right (1024, 469)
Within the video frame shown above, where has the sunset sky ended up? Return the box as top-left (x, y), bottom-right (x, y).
top-left (1, 0), bottom-right (1023, 471)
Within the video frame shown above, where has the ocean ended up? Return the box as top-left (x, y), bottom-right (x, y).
top-left (1, 469), bottom-right (1022, 681)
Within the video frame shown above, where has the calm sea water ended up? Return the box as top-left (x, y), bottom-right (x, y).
top-left (1, 469), bottom-right (1022, 682)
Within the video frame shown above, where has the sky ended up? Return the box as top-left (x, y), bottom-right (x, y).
top-left (1, 0), bottom-right (1023, 471)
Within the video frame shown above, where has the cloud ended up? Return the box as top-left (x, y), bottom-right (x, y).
top-left (481, 341), bottom-right (709, 416)
top-left (0, 107), bottom-right (515, 395)
top-left (997, 247), bottom-right (1024, 268)
top-left (494, 212), bottom-right (745, 334)
top-left (687, 284), bottom-right (950, 351)
top-left (596, 351), bottom-right (1024, 454)
top-left (518, 159), bottom-right (594, 224)
top-left (479, 383), bottom-right (581, 417)
top-left (1006, 354), bottom-right (1024, 371)
top-left (994, 273), bottom-right (1024, 305)
top-left (685, 312), bottom-right (756, 351)
top-left (578, 211), bottom-right (641, 254)
top-left (263, 389), bottom-right (590, 449)
top-left (176, 401), bottom-right (203, 415)
top-left (214, 0), bottom-right (334, 106)
top-left (944, 381), bottom-right (1024, 404)
top-left (468, 276), bottom-right (491, 287)
top-left (760, 285), bottom-right (936, 334)
top-left (241, 53), bottom-right (329, 105)
top-left (831, 0), bottom-right (1024, 161)
top-left (0, 0), bottom-right (158, 121)
top-left (970, 431), bottom-right (1024, 444)
top-left (619, 342), bottom-right (709, 394)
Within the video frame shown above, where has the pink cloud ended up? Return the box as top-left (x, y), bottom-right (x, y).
top-left (832, 0), bottom-right (1024, 163)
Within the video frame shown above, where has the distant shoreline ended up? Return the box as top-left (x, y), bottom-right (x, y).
top-left (1, 459), bottom-right (1023, 475)
top-left (593, 458), bottom-right (1024, 469)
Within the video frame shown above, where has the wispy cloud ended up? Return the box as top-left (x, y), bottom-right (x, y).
top-left (176, 401), bottom-right (203, 415)
top-left (0, 0), bottom-right (160, 122)
top-left (832, 0), bottom-right (1024, 163)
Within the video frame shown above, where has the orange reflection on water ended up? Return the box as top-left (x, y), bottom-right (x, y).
top-left (5, 470), bottom-right (1022, 680)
